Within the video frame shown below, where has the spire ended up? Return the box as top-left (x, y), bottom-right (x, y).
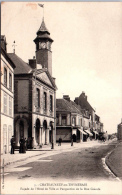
top-left (34, 17), bottom-right (53, 43)
top-left (37, 17), bottom-right (50, 35)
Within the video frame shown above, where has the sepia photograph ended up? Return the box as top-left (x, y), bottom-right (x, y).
top-left (0, 1), bottom-right (122, 195)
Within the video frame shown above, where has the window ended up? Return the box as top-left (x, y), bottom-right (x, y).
top-left (62, 116), bottom-right (67, 126)
top-left (4, 93), bottom-right (7, 114)
top-left (79, 118), bottom-right (81, 126)
top-left (9, 96), bottom-right (12, 116)
top-left (9, 73), bottom-right (12, 91)
top-left (43, 92), bottom-right (47, 110)
top-left (36, 88), bottom-right (40, 107)
top-left (4, 67), bottom-right (7, 87)
top-left (72, 117), bottom-right (76, 126)
top-left (50, 95), bottom-right (53, 112)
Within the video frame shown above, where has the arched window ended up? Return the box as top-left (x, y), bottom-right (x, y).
top-left (50, 95), bottom-right (53, 112)
top-left (36, 88), bottom-right (40, 107)
top-left (43, 92), bottom-right (47, 110)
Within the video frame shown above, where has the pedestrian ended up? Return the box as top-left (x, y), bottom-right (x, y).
top-left (58, 138), bottom-right (61, 146)
top-left (25, 138), bottom-right (27, 151)
top-left (60, 138), bottom-right (62, 146)
top-left (23, 138), bottom-right (26, 153)
top-left (58, 138), bottom-right (62, 146)
top-left (71, 138), bottom-right (73, 146)
top-left (10, 136), bottom-right (15, 154)
top-left (19, 137), bottom-right (24, 153)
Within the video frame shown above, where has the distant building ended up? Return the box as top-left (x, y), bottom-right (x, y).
top-left (1, 35), bottom-right (16, 154)
top-left (56, 95), bottom-right (87, 143)
top-left (117, 120), bottom-right (122, 140)
top-left (74, 92), bottom-right (99, 139)
top-left (8, 18), bottom-right (57, 149)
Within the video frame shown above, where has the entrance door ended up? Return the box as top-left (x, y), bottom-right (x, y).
top-left (43, 120), bottom-right (47, 144)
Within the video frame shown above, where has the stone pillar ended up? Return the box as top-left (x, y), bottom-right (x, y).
top-left (33, 126), bottom-right (36, 146)
top-left (46, 128), bottom-right (49, 144)
top-left (45, 129), bottom-right (47, 145)
top-left (39, 127), bottom-right (41, 145)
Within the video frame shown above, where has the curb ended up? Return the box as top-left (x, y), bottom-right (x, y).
top-left (105, 142), bottom-right (121, 180)
top-left (1, 152), bottom-right (46, 168)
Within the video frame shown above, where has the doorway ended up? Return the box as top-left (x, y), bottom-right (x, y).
top-left (35, 119), bottom-right (40, 145)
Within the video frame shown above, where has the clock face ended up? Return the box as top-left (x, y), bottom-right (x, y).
top-left (39, 42), bottom-right (46, 49)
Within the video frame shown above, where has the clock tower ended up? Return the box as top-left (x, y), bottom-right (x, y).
top-left (34, 18), bottom-right (53, 75)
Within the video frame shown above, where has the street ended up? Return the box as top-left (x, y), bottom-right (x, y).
top-left (3, 141), bottom-right (118, 181)
top-left (2, 140), bottom-right (122, 195)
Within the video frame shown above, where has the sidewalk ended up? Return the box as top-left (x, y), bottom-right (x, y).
top-left (1, 140), bottom-right (109, 168)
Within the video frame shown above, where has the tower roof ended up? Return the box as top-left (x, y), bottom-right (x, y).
top-left (34, 18), bottom-right (53, 42)
top-left (37, 17), bottom-right (50, 35)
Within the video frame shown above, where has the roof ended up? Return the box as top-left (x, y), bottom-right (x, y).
top-left (75, 93), bottom-right (95, 112)
top-left (33, 68), bottom-right (57, 90)
top-left (8, 53), bottom-right (32, 74)
top-left (56, 99), bottom-right (82, 115)
top-left (34, 18), bottom-right (53, 43)
top-left (37, 18), bottom-right (50, 35)
top-left (1, 47), bottom-right (16, 69)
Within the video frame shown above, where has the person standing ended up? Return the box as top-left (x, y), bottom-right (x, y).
top-left (10, 136), bottom-right (15, 154)
top-left (23, 138), bottom-right (26, 153)
top-left (19, 137), bottom-right (24, 153)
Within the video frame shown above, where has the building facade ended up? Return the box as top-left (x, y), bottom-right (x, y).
top-left (117, 120), bottom-right (122, 140)
top-left (56, 95), bottom-right (88, 143)
top-left (1, 35), bottom-right (15, 154)
top-left (8, 18), bottom-right (57, 149)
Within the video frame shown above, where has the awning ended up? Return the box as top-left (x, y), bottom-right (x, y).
top-left (78, 128), bottom-right (87, 135)
top-left (93, 131), bottom-right (99, 135)
top-left (84, 129), bottom-right (93, 136)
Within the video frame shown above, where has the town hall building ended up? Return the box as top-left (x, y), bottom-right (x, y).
top-left (8, 18), bottom-right (57, 149)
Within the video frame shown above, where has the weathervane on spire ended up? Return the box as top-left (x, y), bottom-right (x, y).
top-left (38, 3), bottom-right (44, 20)
top-left (12, 41), bottom-right (17, 54)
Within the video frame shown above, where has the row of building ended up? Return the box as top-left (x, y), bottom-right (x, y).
top-left (0, 17), bottom-right (103, 154)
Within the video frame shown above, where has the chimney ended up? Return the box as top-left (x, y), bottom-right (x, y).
top-left (53, 77), bottom-right (56, 84)
top-left (1, 35), bottom-right (7, 52)
top-left (74, 97), bottom-right (79, 105)
top-left (63, 95), bottom-right (70, 102)
top-left (82, 91), bottom-right (87, 100)
top-left (82, 91), bottom-right (85, 96)
top-left (29, 57), bottom-right (36, 69)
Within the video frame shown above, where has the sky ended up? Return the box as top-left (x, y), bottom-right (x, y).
top-left (1, 2), bottom-right (122, 134)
